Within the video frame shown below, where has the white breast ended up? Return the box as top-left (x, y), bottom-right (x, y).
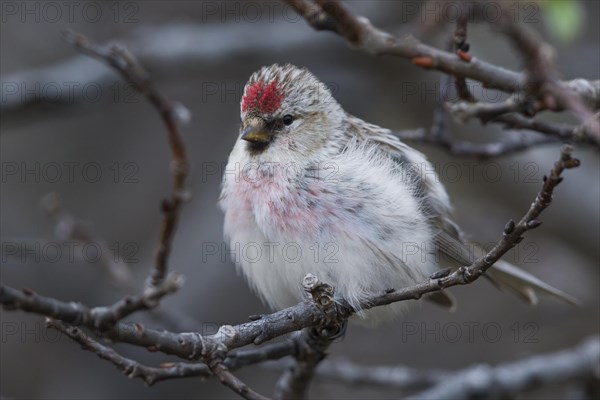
top-left (220, 140), bottom-right (437, 323)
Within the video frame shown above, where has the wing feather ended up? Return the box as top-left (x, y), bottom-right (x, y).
top-left (345, 113), bottom-right (578, 307)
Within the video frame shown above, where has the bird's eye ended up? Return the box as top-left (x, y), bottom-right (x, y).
top-left (282, 115), bottom-right (294, 126)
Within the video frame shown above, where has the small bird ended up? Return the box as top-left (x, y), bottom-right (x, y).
top-left (219, 64), bottom-right (577, 323)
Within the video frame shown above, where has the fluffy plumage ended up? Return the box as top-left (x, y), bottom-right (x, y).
top-left (219, 64), bottom-right (577, 324)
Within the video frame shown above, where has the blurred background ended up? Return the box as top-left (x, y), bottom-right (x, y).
top-left (1, 1), bottom-right (598, 399)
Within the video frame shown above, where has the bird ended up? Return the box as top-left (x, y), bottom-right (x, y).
top-left (219, 63), bottom-right (577, 324)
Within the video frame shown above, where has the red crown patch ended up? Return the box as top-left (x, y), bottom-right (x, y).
top-left (242, 80), bottom-right (284, 114)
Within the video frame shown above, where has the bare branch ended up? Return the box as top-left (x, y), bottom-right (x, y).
top-left (90, 273), bottom-right (184, 329)
top-left (285, 0), bottom-right (337, 32)
top-left (417, 6), bottom-right (562, 158)
top-left (284, 0), bottom-right (596, 97)
top-left (393, 128), bottom-right (558, 159)
top-left (47, 319), bottom-right (297, 386)
top-left (47, 318), bottom-right (190, 386)
top-left (564, 79), bottom-right (600, 110)
top-left (274, 330), bottom-right (333, 400)
top-left (316, 359), bottom-right (448, 390)
top-left (452, 1), bottom-right (475, 102)
top-left (446, 95), bottom-right (526, 124)
top-left (61, 30), bottom-right (190, 288)
top-left (284, 0), bottom-right (600, 145)
top-left (1, 27), bottom-right (587, 398)
top-left (0, 8), bottom-right (600, 400)
top-left (267, 358), bottom-right (449, 391)
top-left (268, 337), bottom-right (598, 396)
top-left (495, 113), bottom-right (593, 143)
top-left (40, 192), bottom-right (135, 291)
top-left (210, 359), bottom-right (272, 400)
top-left (497, 10), bottom-right (600, 142)
top-left (39, 191), bottom-right (197, 333)
top-left (0, 283), bottom-right (324, 360)
top-left (1, 274), bottom-right (182, 331)
top-left (408, 336), bottom-right (600, 400)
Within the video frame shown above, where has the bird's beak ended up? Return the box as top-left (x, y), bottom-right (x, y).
top-left (241, 119), bottom-right (272, 144)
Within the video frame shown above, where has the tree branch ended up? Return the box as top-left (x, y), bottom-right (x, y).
top-left (284, 0), bottom-right (600, 145)
top-left (40, 192), bottom-right (135, 291)
top-left (1, 274), bottom-right (182, 331)
top-left (497, 10), bottom-right (599, 142)
top-left (61, 30), bottom-right (190, 288)
top-left (1, 25), bottom-right (588, 399)
top-left (268, 337), bottom-right (598, 397)
top-left (208, 357), bottom-right (272, 400)
top-left (47, 317), bottom-right (298, 387)
top-left (47, 318), bottom-right (190, 386)
top-left (396, 128), bottom-right (558, 158)
top-left (408, 336), bottom-right (600, 400)
top-left (312, 359), bottom-right (448, 391)
top-left (285, 0), bottom-right (595, 97)
top-left (414, 7), bottom-right (564, 158)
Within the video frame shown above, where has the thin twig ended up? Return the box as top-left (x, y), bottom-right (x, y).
top-left (1, 274), bottom-right (182, 331)
top-left (285, 0), bottom-right (338, 33)
top-left (432, 4), bottom-right (594, 152)
top-left (316, 358), bottom-right (448, 390)
top-left (47, 317), bottom-right (297, 386)
top-left (408, 336), bottom-right (600, 400)
top-left (47, 318), bottom-right (190, 386)
top-left (62, 30), bottom-right (190, 288)
top-left (447, 96), bottom-right (530, 124)
top-left (210, 359), bottom-right (272, 400)
top-left (37, 192), bottom-right (199, 333)
top-left (267, 357), bottom-right (449, 391)
top-left (282, 0), bottom-right (591, 96)
top-left (452, 1), bottom-right (474, 102)
top-left (90, 273), bottom-right (184, 329)
top-left (67, 318), bottom-right (298, 387)
top-left (496, 113), bottom-right (593, 143)
top-left (497, 9), bottom-right (600, 142)
top-left (393, 127), bottom-right (558, 159)
top-left (284, 0), bottom-right (600, 145)
top-left (40, 192), bottom-right (135, 291)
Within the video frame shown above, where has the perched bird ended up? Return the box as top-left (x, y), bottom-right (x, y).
top-left (219, 64), bottom-right (577, 323)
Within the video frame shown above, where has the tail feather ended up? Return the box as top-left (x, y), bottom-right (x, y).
top-left (433, 220), bottom-right (579, 307)
top-left (486, 260), bottom-right (580, 306)
top-left (425, 290), bottom-right (457, 311)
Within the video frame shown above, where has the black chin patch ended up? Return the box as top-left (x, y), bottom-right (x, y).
top-left (245, 139), bottom-right (271, 155)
